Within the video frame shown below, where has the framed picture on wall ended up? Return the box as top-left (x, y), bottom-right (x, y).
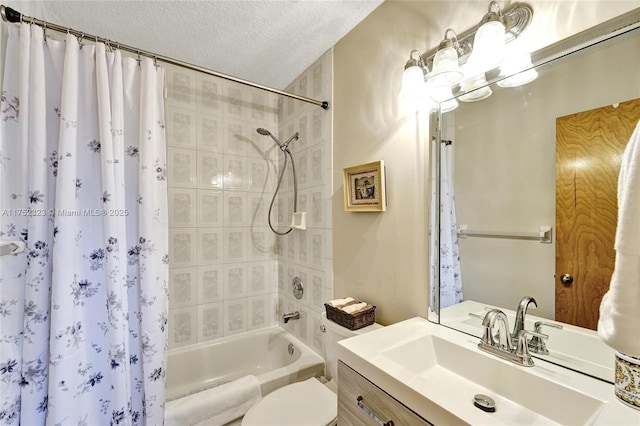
top-left (343, 160), bottom-right (386, 212)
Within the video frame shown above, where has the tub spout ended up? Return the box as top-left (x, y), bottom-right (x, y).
top-left (282, 311), bottom-right (300, 324)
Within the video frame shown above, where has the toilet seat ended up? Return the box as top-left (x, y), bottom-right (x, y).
top-left (241, 378), bottom-right (337, 426)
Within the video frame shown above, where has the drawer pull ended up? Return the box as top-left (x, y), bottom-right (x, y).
top-left (356, 395), bottom-right (394, 426)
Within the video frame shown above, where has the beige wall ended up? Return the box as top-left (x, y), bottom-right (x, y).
top-left (332, 0), bottom-right (640, 325)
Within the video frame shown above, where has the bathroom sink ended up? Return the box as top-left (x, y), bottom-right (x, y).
top-left (444, 300), bottom-right (615, 383)
top-left (337, 317), bottom-right (638, 425)
top-left (379, 333), bottom-right (603, 425)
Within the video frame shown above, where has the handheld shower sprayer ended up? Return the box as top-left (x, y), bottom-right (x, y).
top-left (256, 128), bottom-right (298, 152)
top-left (256, 128), bottom-right (300, 235)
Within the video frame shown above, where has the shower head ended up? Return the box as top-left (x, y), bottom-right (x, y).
top-left (256, 127), bottom-right (284, 148)
top-left (282, 132), bottom-right (299, 149)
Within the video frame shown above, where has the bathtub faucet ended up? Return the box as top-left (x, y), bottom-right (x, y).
top-left (282, 311), bottom-right (300, 324)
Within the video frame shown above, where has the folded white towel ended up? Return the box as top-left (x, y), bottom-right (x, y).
top-left (342, 302), bottom-right (368, 314)
top-left (165, 375), bottom-right (262, 426)
top-left (327, 297), bottom-right (354, 307)
top-left (598, 120), bottom-right (640, 357)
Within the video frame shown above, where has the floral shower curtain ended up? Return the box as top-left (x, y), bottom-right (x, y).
top-left (0, 23), bottom-right (168, 425)
top-left (430, 139), bottom-right (463, 310)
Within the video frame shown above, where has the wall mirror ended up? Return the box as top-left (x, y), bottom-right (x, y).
top-left (433, 8), bottom-right (640, 384)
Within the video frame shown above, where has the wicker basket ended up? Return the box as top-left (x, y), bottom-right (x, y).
top-left (324, 302), bottom-right (376, 330)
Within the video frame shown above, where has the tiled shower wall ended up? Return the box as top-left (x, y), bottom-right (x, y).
top-left (165, 63), bottom-right (281, 349)
top-left (277, 51), bottom-right (333, 355)
top-left (165, 50), bottom-right (333, 355)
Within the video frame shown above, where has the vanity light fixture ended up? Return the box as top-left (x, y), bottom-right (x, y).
top-left (399, 49), bottom-right (428, 103)
top-left (399, 1), bottom-right (534, 110)
top-left (458, 74), bottom-right (493, 102)
top-left (429, 29), bottom-right (464, 87)
top-left (466, 2), bottom-right (507, 74)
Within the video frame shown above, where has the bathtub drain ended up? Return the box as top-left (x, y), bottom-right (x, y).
top-left (288, 343), bottom-right (295, 355)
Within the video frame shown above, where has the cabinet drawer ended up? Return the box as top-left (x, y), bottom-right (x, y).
top-left (338, 361), bottom-right (432, 425)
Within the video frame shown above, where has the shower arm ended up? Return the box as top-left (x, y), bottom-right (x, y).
top-left (0, 5), bottom-right (330, 111)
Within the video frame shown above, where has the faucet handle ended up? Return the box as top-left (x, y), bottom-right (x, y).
top-left (480, 309), bottom-right (511, 350)
top-left (529, 321), bottom-right (562, 354)
top-left (467, 312), bottom-right (485, 320)
top-left (533, 321), bottom-right (563, 333)
top-left (515, 329), bottom-right (548, 366)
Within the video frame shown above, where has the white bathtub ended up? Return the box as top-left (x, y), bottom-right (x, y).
top-left (165, 326), bottom-right (325, 401)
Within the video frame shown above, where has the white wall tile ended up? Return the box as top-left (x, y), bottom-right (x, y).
top-left (297, 230), bottom-right (308, 264)
top-left (198, 265), bottom-right (223, 303)
top-left (223, 118), bottom-right (247, 156)
top-left (169, 228), bottom-right (197, 267)
top-left (223, 192), bottom-right (247, 227)
top-left (198, 153), bottom-right (222, 189)
top-left (166, 106), bottom-right (197, 149)
top-left (247, 158), bottom-right (271, 193)
top-left (310, 146), bottom-right (324, 185)
top-left (248, 295), bottom-right (271, 330)
top-left (224, 299), bottom-right (248, 336)
top-left (197, 76), bottom-right (221, 112)
top-left (223, 82), bottom-right (247, 121)
top-left (197, 113), bottom-right (223, 153)
top-left (222, 155), bottom-right (247, 191)
top-left (197, 228), bottom-right (222, 265)
top-left (247, 261), bottom-right (272, 295)
top-left (223, 228), bottom-right (247, 262)
top-left (296, 306), bottom-right (310, 344)
top-left (311, 231), bottom-right (324, 269)
top-left (197, 302), bottom-right (224, 342)
top-left (223, 263), bottom-right (247, 299)
top-left (166, 66), bottom-right (196, 108)
top-left (169, 267), bottom-right (197, 308)
top-left (167, 148), bottom-right (197, 188)
top-left (197, 190), bottom-right (222, 227)
top-left (248, 228), bottom-right (275, 260)
top-left (168, 188), bottom-right (197, 227)
top-left (168, 307), bottom-right (197, 349)
top-left (310, 189), bottom-right (324, 227)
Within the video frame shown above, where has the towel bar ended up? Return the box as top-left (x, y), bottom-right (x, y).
top-left (457, 225), bottom-right (552, 244)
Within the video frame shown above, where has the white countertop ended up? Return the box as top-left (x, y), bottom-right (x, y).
top-left (338, 317), bottom-right (640, 425)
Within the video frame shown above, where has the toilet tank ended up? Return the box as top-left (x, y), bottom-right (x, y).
top-left (321, 312), bottom-right (383, 381)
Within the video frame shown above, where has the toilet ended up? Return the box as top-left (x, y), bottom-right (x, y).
top-left (241, 312), bottom-right (383, 426)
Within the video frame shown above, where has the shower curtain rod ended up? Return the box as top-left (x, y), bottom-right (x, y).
top-left (0, 5), bottom-right (330, 110)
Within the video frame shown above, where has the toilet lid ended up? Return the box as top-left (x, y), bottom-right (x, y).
top-left (242, 378), bottom-right (337, 426)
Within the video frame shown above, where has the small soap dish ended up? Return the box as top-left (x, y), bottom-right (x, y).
top-left (291, 212), bottom-right (307, 230)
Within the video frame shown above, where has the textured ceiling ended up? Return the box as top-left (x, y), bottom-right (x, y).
top-left (18, 0), bottom-right (383, 90)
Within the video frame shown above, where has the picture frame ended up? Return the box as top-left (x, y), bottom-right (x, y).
top-left (343, 160), bottom-right (386, 212)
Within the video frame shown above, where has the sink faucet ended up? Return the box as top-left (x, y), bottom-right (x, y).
top-left (478, 308), bottom-right (548, 367)
top-left (282, 311), bottom-right (300, 324)
top-left (511, 296), bottom-right (537, 346)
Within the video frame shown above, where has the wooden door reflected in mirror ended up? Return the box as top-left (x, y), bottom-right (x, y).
top-left (555, 98), bottom-right (640, 329)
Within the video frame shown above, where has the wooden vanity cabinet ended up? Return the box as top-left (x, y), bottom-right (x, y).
top-left (337, 361), bottom-right (433, 425)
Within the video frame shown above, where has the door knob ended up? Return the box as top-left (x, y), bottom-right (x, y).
top-left (560, 273), bottom-right (574, 285)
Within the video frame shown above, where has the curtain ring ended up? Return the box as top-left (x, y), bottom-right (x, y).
top-left (42, 22), bottom-right (47, 40)
top-left (153, 54), bottom-right (158, 67)
top-left (136, 50), bottom-right (141, 66)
